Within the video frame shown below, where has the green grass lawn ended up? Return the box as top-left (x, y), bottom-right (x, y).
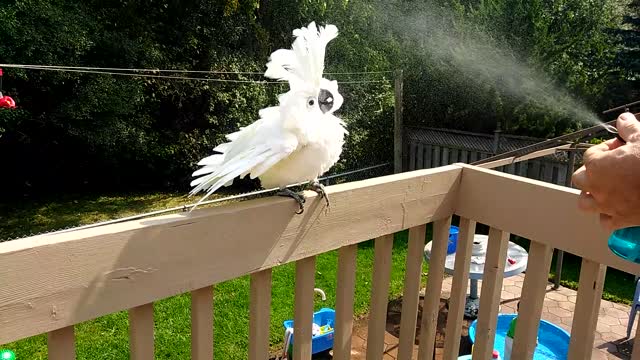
top-left (1, 194), bottom-right (637, 358)
top-left (0, 194), bottom-right (427, 359)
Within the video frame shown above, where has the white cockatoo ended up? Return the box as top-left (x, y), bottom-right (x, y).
top-left (189, 21), bottom-right (347, 213)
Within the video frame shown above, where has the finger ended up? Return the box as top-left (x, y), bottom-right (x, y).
top-left (582, 142), bottom-right (609, 165)
top-left (616, 112), bottom-right (640, 142)
top-left (603, 137), bottom-right (624, 150)
top-left (571, 166), bottom-right (589, 190)
top-left (577, 191), bottom-right (599, 213)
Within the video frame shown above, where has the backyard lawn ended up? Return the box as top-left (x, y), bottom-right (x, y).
top-left (0, 193), bottom-right (426, 359)
top-left (0, 193), bottom-right (637, 359)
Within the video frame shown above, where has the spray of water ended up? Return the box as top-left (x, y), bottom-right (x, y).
top-left (372, 1), bottom-right (612, 133)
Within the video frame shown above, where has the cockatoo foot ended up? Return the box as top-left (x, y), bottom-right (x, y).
top-left (277, 188), bottom-right (306, 214)
top-left (309, 180), bottom-right (330, 208)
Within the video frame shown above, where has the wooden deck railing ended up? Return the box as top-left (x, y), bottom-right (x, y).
top-left (1, 163), bottom-right (639, 360)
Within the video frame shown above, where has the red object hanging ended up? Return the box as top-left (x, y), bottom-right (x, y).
top-left (0, 95), bottom-right (16, 109)
top-left (0, 67), bottom-right (17, 109)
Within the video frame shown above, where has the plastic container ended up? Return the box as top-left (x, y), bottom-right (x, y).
top-left (283, 308), bottom-right (335, 359)
top-left (447, 225), bottom-right (460, 254)
top-left (468, 314), bottom-right (570, 360)
top-left (608, 227), bottom-right (640, 264)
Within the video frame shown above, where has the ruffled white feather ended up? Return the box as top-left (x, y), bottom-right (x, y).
top-left (189, 22), bottom-right (345, 208)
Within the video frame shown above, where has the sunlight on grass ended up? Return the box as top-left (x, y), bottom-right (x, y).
top-left (1, 195), bottom-right (428, 359)
top-left (0, 192), bottom-right (213, 240)
top-left (5, 231), bottom-right (424, 360)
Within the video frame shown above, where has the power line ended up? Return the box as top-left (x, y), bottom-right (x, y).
top-left (0, 65), bottom-right (392, 85)
top-left (0, 64), bottom-right (393, 76)
top-left (3, 64), bottom-right (265, 75)
top-left (339, 80), bottom-right (392, 84)
top-left (9, 67), bottom-right (284, 84)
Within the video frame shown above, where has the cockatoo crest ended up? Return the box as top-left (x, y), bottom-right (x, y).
top-left (265, 21), bottom-right (338, 92)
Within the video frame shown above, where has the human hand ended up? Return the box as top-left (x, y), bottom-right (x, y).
top-left (572, 112), bottom-right (640, 231)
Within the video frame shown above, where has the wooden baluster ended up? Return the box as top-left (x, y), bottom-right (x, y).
top-left (294, 256), bottom-right (316, 359)
top-left (333, 245), bottom-right (358, 360)
top-left (129, 303), bottom-right (155, 360)
top-left (48, 326), bottom-right (76, 360)
top-left (366, 234), bottom-right (394, 360)
top-left (511, 242), bottom-right (553, 360)
top-left (418, 217), bottom-right (452, 360)
top-left (398, 224), bottom-right (427, 360)
top-left (191, 286), bottom-right (214, 360)
top-left (472, 228), bottom-right (509, 359)
top-left (249, 270), bottom-right (272, 360)
top-left (567, 259), bottom-right (607, 360)
top-left (443, 218), bottom-right (476, 360)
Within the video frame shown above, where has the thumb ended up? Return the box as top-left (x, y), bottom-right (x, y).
top-left (617, 112), bottom-right (640, 142)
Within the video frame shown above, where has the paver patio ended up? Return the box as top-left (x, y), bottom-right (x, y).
top-left (288, 273), bottom-right (636, 360)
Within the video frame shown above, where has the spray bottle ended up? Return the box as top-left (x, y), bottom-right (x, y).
top-left (601, 104), bottom-right (640, 264)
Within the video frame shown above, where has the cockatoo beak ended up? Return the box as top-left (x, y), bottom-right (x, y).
top-left (318, 89), bottom-right (334, 114)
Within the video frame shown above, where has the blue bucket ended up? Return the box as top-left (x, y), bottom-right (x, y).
top-left (447, 225), bottom-right (459, 254)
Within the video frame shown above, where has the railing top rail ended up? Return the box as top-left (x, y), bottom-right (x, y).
top-left (455, 163), bottom-right (640, 275)
top-left (2, 163), bottom-right (639, 346)
top-left (0, 165), bottom-right (461, 344)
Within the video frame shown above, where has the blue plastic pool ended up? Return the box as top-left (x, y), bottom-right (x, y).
top-left (469, 314), bottom-right (570, 360)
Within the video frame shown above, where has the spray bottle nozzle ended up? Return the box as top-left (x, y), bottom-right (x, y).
top-left (601, 123), bottom-right (626, 144)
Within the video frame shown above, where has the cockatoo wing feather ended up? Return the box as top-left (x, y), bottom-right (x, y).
top-left (189, 107), bottom-right (299, 206)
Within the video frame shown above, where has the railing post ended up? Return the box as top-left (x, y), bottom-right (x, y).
top-left (394, 69), bottom-right (404, 173)
top-left (554, 147), bottom-right (576, 289)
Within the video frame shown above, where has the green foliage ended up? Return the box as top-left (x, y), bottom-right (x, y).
top-left (0, 0), bottom-right (634, 198)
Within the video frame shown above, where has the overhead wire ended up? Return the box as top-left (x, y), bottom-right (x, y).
top-left (0, 64), bottom-right (394, 84)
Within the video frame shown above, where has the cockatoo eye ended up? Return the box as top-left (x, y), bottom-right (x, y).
top-left (307, 98), bottom-right (316, 107)
top-left (318, 89), bottom-right (334, 114)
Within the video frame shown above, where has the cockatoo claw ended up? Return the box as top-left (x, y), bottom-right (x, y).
top-left (277, 188), bottom-right (306, 214)
top-left (310, 180), bottom-right (330, 208)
